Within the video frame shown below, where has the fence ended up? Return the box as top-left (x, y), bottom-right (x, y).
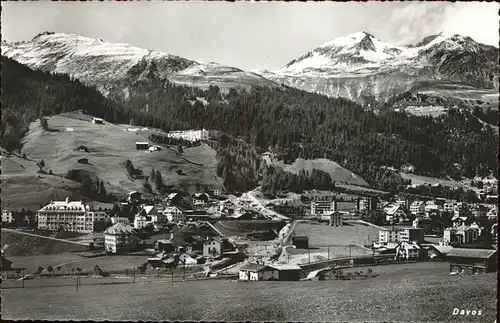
top-left (1, 266), bottom-right (238, 290)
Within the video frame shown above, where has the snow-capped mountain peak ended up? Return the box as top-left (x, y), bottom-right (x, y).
top-left (261, 31), bottom-right (498, 103)
top-left (2, 32), bottom-right (279, 97)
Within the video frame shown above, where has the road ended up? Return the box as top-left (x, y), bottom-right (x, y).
top-left (1, 228), bottom-right (88, 246)
top-left (204, 221), bottom-right (236, 245)
top-left (245, 190), bottom-right (290, 221)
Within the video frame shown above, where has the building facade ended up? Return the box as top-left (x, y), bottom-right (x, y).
top-left (443, 226), bottom-right (480, 245)
top-left (410, 201), bottom-right (425, 216)
top-left (311, 199), bottom-right (337, 216)
top-left (239, 263), bottom-right (279, 281)
top-left (163, 206), bottom-right (185, 223)
top-left (2, 210), bottom-right (14, 224)
top-left (104, 223), bottom-right (139, 254)
top-left (36, 198), bottom-right (107, 233)
top-left (167, 129), bottom-right (210, 142)
top-left (379, 228), bottom-right (425, 244)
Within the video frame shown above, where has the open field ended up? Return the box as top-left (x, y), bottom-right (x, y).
top-left (262, 155), bottom-right (368, 186)
top-left (2, 112), bottom-right (223, 210)
top-left (292, 221), bottom-right (380, 247)
top-left (400, 172), bottom-right (470, 189)
top-left (214, 220), bottom-right (286, 238)
top-left (2, 261), bottom-right (496, 322)
top-left (1, 229), bottom-right (89, 257)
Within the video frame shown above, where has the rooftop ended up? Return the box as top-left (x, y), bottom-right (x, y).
top-left (104, 223), bottom-right (137, 235)
top-left (446, 248), bottom-right (497, 259)
top-left (240, 263), bottom-right (271, 272)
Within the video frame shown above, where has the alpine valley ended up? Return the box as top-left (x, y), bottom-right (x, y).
top-left (1, 31), bottom-right (498, 201)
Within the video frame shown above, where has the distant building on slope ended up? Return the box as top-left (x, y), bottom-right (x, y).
top-left (167, 129), bottom-right (210, 142)
top-left (92, 117), bottom-right (104, 124)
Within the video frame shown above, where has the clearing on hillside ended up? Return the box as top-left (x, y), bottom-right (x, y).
top-left (263, 156), bottom-right (369, 187)
top-left (3, 112), bottom-right (223, 210)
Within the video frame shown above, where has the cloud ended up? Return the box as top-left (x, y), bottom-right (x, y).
top-left (384, 2), bottom-right (499, 46)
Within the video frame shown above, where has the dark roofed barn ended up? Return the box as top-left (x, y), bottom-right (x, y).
top-left (77, 158), bottom-right (89, 164)
top-left (446, 248), bottom-right (497, 274)
top-left (292, 236), bottom-right (309, 249)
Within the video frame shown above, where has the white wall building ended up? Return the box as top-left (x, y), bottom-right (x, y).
top-left (111, 217), bottom-right (130, 225)
top-left (2, 210), bottom-right (14, 224)
top-left (104, 223), bottom-right (138, 254)
top-left (410, 201), bottom-right (425, 216)
top-left (36, 198), bottom-right (106, 233)
top-left (311, 199), bottom-right (336, 216)
top-left (167, 129), bottom-right (209, 142)
top-left (396, 242), bottom-right (421, 260)
top-left (238, 263), bottom-right (279, 281)
top-left (162, 206), bottom-right (185, 223)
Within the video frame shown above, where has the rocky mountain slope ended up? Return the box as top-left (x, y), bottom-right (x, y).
top-left (1, 32), bottom-right (279, 99)
top-left (258, 31), bottom-right (498, 104)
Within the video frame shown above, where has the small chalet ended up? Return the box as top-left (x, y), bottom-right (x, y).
top-left (92, 117), bottom-right (104, 124)
top-left (239, 263), bottom-right (279, 281)
top-left (426, 245), bottom-right (453, 259)
top-left (77, 145), bottom-right (90, 153)
top-left (292, 236), bottom-right (309, 249)
top-left (178, 253), bottom-right (198, 266)
top-left (136, 142), bottom-right (150, 150)
top-left (396, 242), bottom-right (421, 260)
top-left (77, 158), bottom-right (89, 164)
top-left (203, 237), bottom-right (233, 258)
top-left (193, 193), bottom-right (210, 206)
top-left (184, 235), bottom-right (206, 252)
top-left (446, 248), bottom-right (498, 274)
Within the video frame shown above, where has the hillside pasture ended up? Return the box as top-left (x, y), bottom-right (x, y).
top-left (1, 229), bottom-right (89, 257)
top-left (4, 112), bottom-right (223, 209)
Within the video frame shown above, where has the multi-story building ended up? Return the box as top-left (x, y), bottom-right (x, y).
top-left (311, 199), bottom-right (337, 216)
top-left (357, 197), bottom-right (378, 213)
top-left (163, 206), bottom-right (185, 223)
top-left (453, 202), bottom-right (469, 218)
top-left (133, 205), bottom-right (166, 230)
top-left (167, 129), bottom-right (210, 142)
top-left (383, 204), bottom-right (410, 224)
top-left (410, 201), bottom-right (425, 216)
top-left (36, 198), bottom-right (108, 233)
top-left (320, 211), bottom-right (343, 227)
top-left (379, 227), bottom-right (425, 244)
top-left (444, 202), bottom-right (455, 213)
top-left (104, 223), bottom-right (139, 254)
top-left (2, 210), bottom-right (14, 224)
top-left (443, 225), bottom-right (480, 245)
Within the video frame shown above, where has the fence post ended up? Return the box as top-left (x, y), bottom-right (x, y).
top-left (22, 269), bottom-right (25, 289)
top-left (133, 266), bottom-right (136, 283)
top-left (76, 276), bottom-right (79, 292)
top-left (171, 270), bottom-right (174, 285)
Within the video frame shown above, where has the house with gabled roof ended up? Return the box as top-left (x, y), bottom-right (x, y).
top-left (238, 262), bottom-right (279, 281)
top-left (104, 223), bottom-right (139, 254)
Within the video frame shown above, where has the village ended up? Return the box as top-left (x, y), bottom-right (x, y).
top-left (2, 168), bottom-right (498, 283)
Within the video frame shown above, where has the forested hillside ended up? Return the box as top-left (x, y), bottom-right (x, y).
top-left (2, 56), bottom-right (497, 193)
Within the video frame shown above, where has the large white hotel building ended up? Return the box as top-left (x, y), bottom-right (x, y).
top-left (36, 197), bottom-right (109, 233)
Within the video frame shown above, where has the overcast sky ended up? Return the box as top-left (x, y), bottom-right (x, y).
top-left (2, 1), bottom-right (498, 70)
